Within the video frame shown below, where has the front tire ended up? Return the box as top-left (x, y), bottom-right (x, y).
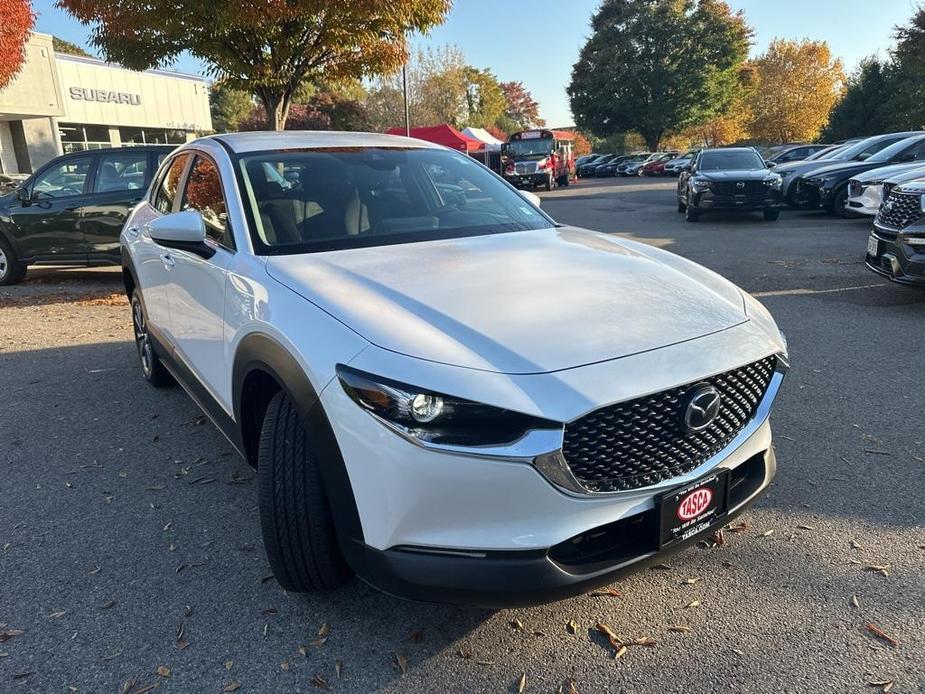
top-left (0, 235), bottom-right (26, 286)
top-left (258, 391), bottom-right (350, 593)
top-left (545, 174), bottom-right (553, 191)
top-left (131, 291), bottom-right (173, 387)
top-left (831, 185), bottom-right (852, 218)
top-left (684, 193), bottom-right (699, 221)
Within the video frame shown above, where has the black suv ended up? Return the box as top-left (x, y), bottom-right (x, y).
top-left (677, 148), bottom-right (782, 222)
top-left (866, 179), bottom-right (925, 286)
top-left (0, 145), bottom-right (174, 285)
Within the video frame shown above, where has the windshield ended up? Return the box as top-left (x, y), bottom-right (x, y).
top-left (831, 135), bottom-right (910, 161)
top-left (866, 135), bottom-right (925, 163)
top-left (505, 139), bottom-right (554, 159)
top-left (237, 147), bottom-right (555, 255)
top-left (698, 150), bottom-right (764, 170)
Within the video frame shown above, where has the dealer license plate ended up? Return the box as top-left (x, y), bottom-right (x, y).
top-left (867, 236), bottom-right (879, 258)
top-left (656, 469), bottom-right (729, 548)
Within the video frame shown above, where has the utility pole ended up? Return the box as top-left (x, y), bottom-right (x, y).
top-left (402, 62), bottom-right (410, 136)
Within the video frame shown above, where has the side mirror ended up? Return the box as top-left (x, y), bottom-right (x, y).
top-left (15, 187), bottom-right (31, 205)
top-left (145, 210), bottom-right (215, 259)
top-left (682, 165), bottom-right (693, 173)
top-left (519, 189), bottom-right (541, 208)
top-left (766, 161), bottom-right (776, 168)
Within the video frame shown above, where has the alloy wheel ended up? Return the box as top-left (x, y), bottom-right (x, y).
top-left (0, 246), bottom-right (7, 281)
top-left (132, 297), bottom-right (153, 377)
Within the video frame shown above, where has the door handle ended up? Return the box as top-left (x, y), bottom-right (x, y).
top-left (127, 225), bottom-right (140, 238)
top-left (160, 252), bottom-right (175, 270)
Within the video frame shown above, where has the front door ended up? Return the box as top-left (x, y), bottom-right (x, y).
top-left (81, 149), bottom-right (154, 263)
top-left (8, 154), bottom-right (93, 261)
top-left (165, 154), bottom-right (234, 413)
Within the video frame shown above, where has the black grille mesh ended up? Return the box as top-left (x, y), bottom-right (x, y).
top-left (562, 357), bottom-right (777, 493)
top-left (877, 191), bottom-right (922, 230)
top-left (710, 181), bottom-right (766, 197)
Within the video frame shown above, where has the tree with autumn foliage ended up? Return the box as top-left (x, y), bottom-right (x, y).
top-left (57, 0), bottom-right (451, 130)
top-left (746, 39), bottom-right (844, 143)
top-left (0, 0), bottom-right (34, 89)
top-left (498, 81), bottom-right (545, 132)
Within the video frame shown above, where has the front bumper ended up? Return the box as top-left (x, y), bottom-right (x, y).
top-left (690, 188), bottom-right (782, 211)
top-left (504, 172), bottom-right (548, 188)
top-left (346, 447), bottom-right (775, 607)
top-left (847, 183), bottom-right (882, 216)
top-left (866, 225), bottom-right (925, 286)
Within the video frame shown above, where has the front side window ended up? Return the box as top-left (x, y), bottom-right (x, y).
top-left (31, 157), bottom-right (91, 199)
top-left (237, 147), bottom-right (554, 255)
top-left (153, 154), bottom-right (190, 214)
top-left (698, 150), bottom-right (764, 171)
top-left (92, 151), bottom-right (149, 194)
top-left (181, 156), bottom-right (232, 247)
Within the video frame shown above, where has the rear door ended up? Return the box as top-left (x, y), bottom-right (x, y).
top-left (8, 154), bottom-right (93, 261)
top-left (81, 149), bottom-right (155, 263)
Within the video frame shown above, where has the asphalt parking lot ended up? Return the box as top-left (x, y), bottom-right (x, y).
top-left (1, 176), bottom-right (923, 693)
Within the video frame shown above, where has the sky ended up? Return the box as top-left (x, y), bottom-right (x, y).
top-left (31, 0), bottom-right (919, 127)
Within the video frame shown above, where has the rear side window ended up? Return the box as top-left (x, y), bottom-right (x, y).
top-left (153, 154), bottom-right (190, 214)
top-left (181, 155), bottom-right (233, 248)
top-left (92, 151), bottom-right (148, 194)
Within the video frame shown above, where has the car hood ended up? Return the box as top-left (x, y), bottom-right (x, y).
top-left (854, 162), bottom-right (925, 183)
top-left (266, 227), bottom-right (750, 375)
top-left (802, 160), bottom-right (882, 179)
top-left (773, 159), bottom-right (843, 176)
top-left (698, 169), bottom-right (773, 181)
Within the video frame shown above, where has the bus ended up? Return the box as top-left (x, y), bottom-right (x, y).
top-left (501, 129), bottom-right (576, 190)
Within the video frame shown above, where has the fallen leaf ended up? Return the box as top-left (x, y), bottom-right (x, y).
top-left (510, 618), bottom-right (525, 632)
top-left (631, 635), bottom-right (656, 647)
top-left (317, 622), bottom-right (329, 638)
top-left (49, 610), bottom-right (67, 619)
top-left (851, 595), bottom-right (860, 609)
top-left (866, 623), bottom-right (899, 647)
top-left (281, 661), bottom-right (290, 671)
top-left (101, 600), bottom-right (116, 610)
top-left (567, 619), bottom-right (579, 635)
top-left (395, 652), bottom-right (408, 675)
top-left (865, 564), bottom-right (890, 577)
top-left (13, 672), bottom-right (34, 681)
top-left (614, 644), bottom-right (627, 659)
top-left (310, 674), bottom-right (330, 690)
top-left (868, 680), bottom-right (894, 692)
top-left (225, 660), bottom-right (233, 670)
top-left (851, 539), bottom-right (863, 549)
top-left (680, 577), bottom-right (700, 585)
top-left (595, 622), bottom-right (620, 644)
top-left (727, 521), bottom-right (748, 533)
top-left (565, 678), bottom-right (579, 694)
top-left (0, 629), bottom-right (24, 643)
top-left (797, 524), bottom-right (814, 531)
top-left (223, 683), bottom-right (241, 692)
top-left (760, 529), bottom-right (774, 537)
top-left (668, 625), bottom-right (692, 634)
top-left (457, 649), bottom-right (472, 660)
top-left (685, 600), bottom-right (701, 609)
top-left (156, 666), bottom-right (171, 677)
top-left (89, 566), bottom-right (101, 575)
top-left (298, 645), bottom-right (307, 657)
top-left (589, 588), bottom-right (622, 598)
top-left (516, 671), bottom-right (526, 693)
top-left (335, 660), bottom-right (343, 679)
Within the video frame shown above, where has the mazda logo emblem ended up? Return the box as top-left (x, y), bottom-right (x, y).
top-left (682, 385), bottom-right (722, 433)
top-left (884, 200), bottom-right (894, 212)
top-left (736, 181), bottom-right (745, 189)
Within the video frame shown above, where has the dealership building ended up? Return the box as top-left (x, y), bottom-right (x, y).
top-left (0, 33), bottom-right (212, 176)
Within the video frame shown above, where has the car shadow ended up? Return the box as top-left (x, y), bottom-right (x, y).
top-left (0, 266), bottom-right (125, 308)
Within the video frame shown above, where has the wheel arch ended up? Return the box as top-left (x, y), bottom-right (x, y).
top-left (232, 332), bottom-right (365, 549)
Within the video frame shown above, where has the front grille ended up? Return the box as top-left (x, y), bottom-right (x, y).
top-left (515, 163), bottom-right (535, 174)
top-left (882, 182), bottom-right (895, 201)
top-left (562, 357), bottom-right (777, 493)
top-left (876, 191), bottom-right (922, 230)
top-left (710, 181), bottom-right (766, 197)
top-left (848, 180), bottom-right (864, 198)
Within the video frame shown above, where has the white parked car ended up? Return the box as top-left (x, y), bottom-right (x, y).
top-left (121, 131), bottom-right (788, 606)
top-left (847, 162), bottom-right (925, 216)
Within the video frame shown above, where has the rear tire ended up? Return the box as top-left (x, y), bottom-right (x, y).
top-left (131, 291), bottom-right (173, 387)
top-left (258, 391), bottom-right (350, 593)
top-left (0, 235), bottom-right (27, 286)
top-left (763, 209), bottom-right (780, 221)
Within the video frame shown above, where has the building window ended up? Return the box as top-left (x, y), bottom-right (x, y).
top-left (59, 123), bottom-right (113, 153)
top-left (119, 127), bottom-right (188, 146)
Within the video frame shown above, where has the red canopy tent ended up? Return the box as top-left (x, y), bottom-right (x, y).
top-left (385, 124), bottom-right (484, 152)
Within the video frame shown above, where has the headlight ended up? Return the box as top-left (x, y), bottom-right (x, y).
top-left (764, 175), bottom-right (782, 189)
top-left (337, 365), bottom-right (556, 446)
top-left (691, 177), bottom-right (712, 192)
top-left (805, 176), bottom-right (826, 187)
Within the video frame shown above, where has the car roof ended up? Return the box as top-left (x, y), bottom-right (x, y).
top-left (65, 145), bottom-right (174, 156)
top-left (210, 130), bottom-right (441, 154)
top-left (700, 147), bottom-right (756, 154)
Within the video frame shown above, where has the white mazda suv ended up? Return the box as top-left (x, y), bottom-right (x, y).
top-left (121, 131), bottom-right (788, 606)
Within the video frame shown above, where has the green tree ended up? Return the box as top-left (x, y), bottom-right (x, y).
top-left (57, 0), bottom-right (451, 130)
top-left (821, 58), bottom-right (897, 141)
top-left (462, 67), bottom-right (505, 128)
top-left (885, 6), bottom-right (925, 131)
top-left (210, 81), bottom-right (253, 133)
top-left (568, 0), bottom-right (752, 151)
top-left (52, 35), bottom-right (92, 57)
